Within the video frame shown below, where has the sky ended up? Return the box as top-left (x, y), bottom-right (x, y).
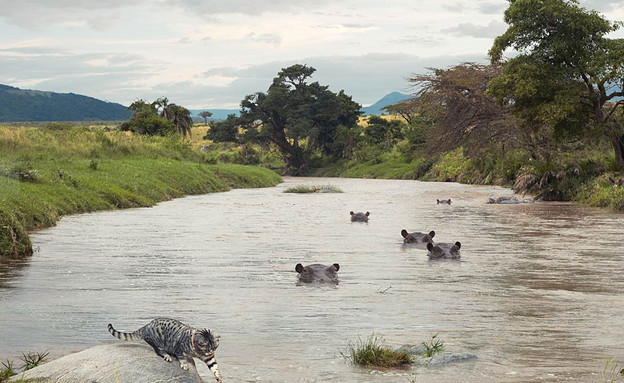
top-left (1, 0), bottom-right (623, 110)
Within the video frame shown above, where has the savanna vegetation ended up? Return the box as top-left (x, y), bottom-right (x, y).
top-left (3, 0), bottom-right (624, 257)
top-left (0, 124), bottom-right (281, 258)
top-left (201, 0), bottom-right (624, 212)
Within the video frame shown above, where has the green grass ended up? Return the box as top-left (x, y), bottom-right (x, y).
top-left (0, 125), bottom-right (282, 257)
top-left (342, 334), bottom-right (412, 368)
top-left (284, 184), bottom-right (342, 193)
top-left (1, 351), bottom-right (49, 383)
top-left (421, 334), bottom-right (445, 357)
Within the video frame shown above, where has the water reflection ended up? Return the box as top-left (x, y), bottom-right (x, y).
top-left (0, 256), bottom-right (30, 289)
top-left (0, 177), bottom-right (623, 383)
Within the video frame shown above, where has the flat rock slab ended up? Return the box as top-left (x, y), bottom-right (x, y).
top-left (10, 343), bottom-right (203, 383)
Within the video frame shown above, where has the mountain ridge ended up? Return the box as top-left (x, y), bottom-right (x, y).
top-left (0, 84), bottom-right (132, 122)
top-left (0, 84), bottom-right (411, 122)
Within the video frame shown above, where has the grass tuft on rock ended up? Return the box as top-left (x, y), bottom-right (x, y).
top-left (342, 334), bottom-right (412, 368)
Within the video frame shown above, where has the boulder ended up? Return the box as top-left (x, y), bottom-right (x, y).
top-left (10, 343), bottom-right (203, 383)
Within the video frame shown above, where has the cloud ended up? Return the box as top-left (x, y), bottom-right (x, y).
top-left (0, 0), bottom-right (340, 29)
top-left (443, 20), bottom-right (507, 39)
top-left (188, 53), bottom-right (488, 108)
top-left (245, 32), bottom-right (282, 46)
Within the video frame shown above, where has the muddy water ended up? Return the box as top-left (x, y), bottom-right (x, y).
top-left (1, 177), bottom-right (624, 382)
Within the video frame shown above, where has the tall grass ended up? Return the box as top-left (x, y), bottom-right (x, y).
top-left (342, 334), bottom-right (412, 368)
top-left (0, 125), bottom-right (282, 257)
top-left (0, 351), bottom-right (49, 383)
top-left (284, 184), bottom-right (342, 193)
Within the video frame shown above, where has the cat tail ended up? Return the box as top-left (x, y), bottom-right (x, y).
top-left (108, 323), bottom-right (142, 341)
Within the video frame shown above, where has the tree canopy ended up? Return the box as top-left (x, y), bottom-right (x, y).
top-left (205, 64), bottom-right (361, 174)
top-left (488, 0), bottom-right (624, 170)
top-left (121, 97), bottom-right (193, 138)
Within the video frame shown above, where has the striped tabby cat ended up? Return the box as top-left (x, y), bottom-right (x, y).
top-left (108, 317), bottom-right (222, 382)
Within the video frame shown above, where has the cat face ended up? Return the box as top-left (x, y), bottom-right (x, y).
top-left (195, 329), bottom-right (220, 356)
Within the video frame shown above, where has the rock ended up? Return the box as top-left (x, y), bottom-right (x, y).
top-left (398, 344), bottom-right (477, 367)
top-left (10, 343), bottom-right (204, 383)
top-left (487, 195), bottom-right (535, 204)
top-left (413, 352), bottom-right (478, 366)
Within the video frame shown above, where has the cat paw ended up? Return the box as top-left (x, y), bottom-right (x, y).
top-left (179, 360), bottom-right (189, 370)
top-left (163, 355), bottom-right (173, 362)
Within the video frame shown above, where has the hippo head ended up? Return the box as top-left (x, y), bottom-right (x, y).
top-left (436, 199), bottom-right (452, 205)
top-left (295, 263), bottom-right (340, 283)
top-left (401, 229), bottom-right (435, 244)
top-left (350, 211), bottom-right (370, 222)
top-left (427, 241), bottom-right (461, 259)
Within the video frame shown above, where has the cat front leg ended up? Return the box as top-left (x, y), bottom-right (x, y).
top-left (201, 355), bottom-right (222, 383)
top-left (179, 359), bottom-right (189, 370)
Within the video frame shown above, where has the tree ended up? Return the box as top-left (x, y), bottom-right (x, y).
top-left (120, 100), bottom-right (176, 136)
top-left (152, 97), bottom-right (193, 137)
top-left (204, 114), bottom-right (239, 143)
top-left (213, 64), bottom-right (361, 174)
top-left (488, 0), bottom-right (624, 170)
top-left (199, 111), bottom-right (213, 125)
top-left (407, 63), bottom-right (522, 157)
top-left (121, 97), bottom-right (191, 137)
top-left (363, 115), bottom-right (406, 149)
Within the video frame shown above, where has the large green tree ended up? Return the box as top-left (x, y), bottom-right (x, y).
top-left (206, 64), bottom-right (361, 174)
top-left (488, 0), bottom-right (624, 170)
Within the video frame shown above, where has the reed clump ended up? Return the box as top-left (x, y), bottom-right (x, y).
top-left (284, 184), bottom-right (342, 193)
top-left (342, 334), bottom-right (412, 368)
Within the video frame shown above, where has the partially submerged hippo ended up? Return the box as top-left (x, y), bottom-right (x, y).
top-left (401, 229), bottom-right (435, 245)
top-left (437, 199), bottom-right (452, 205)
top-left (426, 241), bottom-right (461, 259)
top-left (350, 211), bottom-right (370, 222)
top-left (295, 263), bottom-right (340, 283)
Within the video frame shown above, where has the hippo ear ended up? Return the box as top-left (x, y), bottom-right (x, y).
top-left (448, 199), bottom-right (452, 204)
top-left (350, 211), bottom-right (354, 215)
top-left (401, 229), bottom-right (408, 238)
top-left (365, 212), bottom-right (370, 216)
top-left (429, 230), bottom-right (435, 238)
top-left (427, 243), bottom-right (434, 251)
top-left (295, 264), bottom-right (304, 273)
top-left (437, 199), bottom-right (440, 204)
top-left (332, 263), bottom-right (340, 271)
top-left (454, 241), bottom-right (461, 249)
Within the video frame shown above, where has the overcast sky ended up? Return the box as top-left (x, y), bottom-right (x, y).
top-left (1, 0), bottom-right (623, 109)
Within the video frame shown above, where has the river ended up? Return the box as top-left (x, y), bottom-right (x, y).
top-left (1, 177), bottom-right (623, 382)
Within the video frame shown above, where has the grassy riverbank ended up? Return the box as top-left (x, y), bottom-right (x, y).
top-left (309, 146), bottom-right (624, 211)
top-left (0, 125), bottom-right (282, 258)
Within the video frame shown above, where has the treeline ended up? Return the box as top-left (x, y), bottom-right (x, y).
top-left (201, 0), bottom-right (624, 210)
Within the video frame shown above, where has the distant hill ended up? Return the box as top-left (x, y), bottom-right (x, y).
top-left (0, 84), bottom-right (132, 122)
top-left (191, 92), bottom-right (413, 121)
top-left (361, 92), bottom-right (412, 116)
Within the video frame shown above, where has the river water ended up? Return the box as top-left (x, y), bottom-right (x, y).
top-left (1, 177), bottom-right (624, 382)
